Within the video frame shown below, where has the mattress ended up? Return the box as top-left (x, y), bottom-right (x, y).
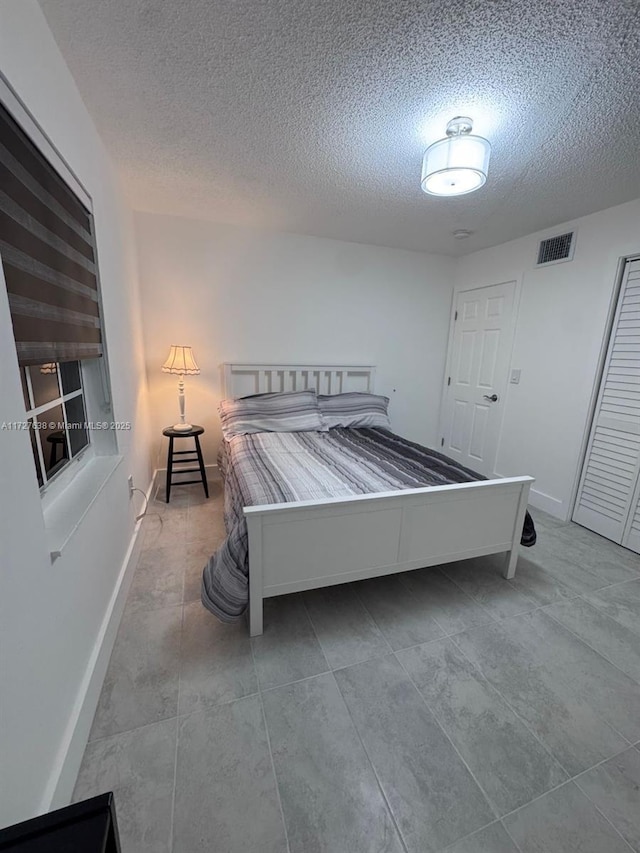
top-left (201, 428), bottom-right (536, 622)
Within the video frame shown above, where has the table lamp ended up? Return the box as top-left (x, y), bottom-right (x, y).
top-left (162, 345), bottom-right (200, 431)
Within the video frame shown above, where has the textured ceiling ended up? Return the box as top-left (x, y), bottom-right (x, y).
top-left (37, 0), bottom-right (640, 255)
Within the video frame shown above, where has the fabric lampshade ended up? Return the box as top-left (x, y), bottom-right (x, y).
top-left (161, 345), bottom-right (200, 375)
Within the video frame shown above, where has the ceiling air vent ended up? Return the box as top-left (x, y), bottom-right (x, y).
top-left (536, 231), bottom-right (575, 266)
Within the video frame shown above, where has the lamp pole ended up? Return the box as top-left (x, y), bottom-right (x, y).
top-left (174, 372), bottom-right (192, 430)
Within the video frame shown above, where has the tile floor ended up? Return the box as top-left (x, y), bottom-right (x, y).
top-left (74, 477), bottom-right (640, 853)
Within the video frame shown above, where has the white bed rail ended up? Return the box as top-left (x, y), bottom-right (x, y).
top-left (245, 475), bottom-right (533, 636)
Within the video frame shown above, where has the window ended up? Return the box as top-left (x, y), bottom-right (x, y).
top-left (21, 360), bottom-right (90, 488)
top-left (1, 78), bottom-right (116, 509)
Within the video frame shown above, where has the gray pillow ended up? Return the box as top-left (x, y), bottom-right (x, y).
top-left (318, 392), bottom-right (390, 429)
top-left (219, 390), bottom-right (325, 439)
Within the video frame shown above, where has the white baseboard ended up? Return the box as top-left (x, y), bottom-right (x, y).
top-left (529, 487), bottom-right (567, 521)
top-left (44, 476), bottom-right (154, 812)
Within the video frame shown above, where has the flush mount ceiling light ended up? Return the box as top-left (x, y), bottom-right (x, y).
top-left (421, 116), bottom-right (491, 197)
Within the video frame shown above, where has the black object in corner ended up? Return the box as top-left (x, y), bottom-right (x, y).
top-left (0, 792), bottom-right (121, 852)
top-left (521, 511), bottom-right (537, 547)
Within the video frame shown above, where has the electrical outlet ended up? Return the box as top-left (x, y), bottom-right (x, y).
top-left (128, 475), bottom-right (134, 498)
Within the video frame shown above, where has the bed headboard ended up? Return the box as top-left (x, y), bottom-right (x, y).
top-left (222, 363), bottom-right (376, 398)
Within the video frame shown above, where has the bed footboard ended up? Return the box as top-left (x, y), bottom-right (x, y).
top-left (245, 476), bottom-right (533, 636)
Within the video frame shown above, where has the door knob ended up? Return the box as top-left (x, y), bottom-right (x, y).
top-left (483, 393), bottom-right (498, 402)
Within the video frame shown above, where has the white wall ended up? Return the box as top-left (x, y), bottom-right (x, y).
top-left (135, 212), bottom-right (454, 467)
top-left (0, 0), bottom-right (151, 826)
top-left (454, 198), bottom-right (640, 519)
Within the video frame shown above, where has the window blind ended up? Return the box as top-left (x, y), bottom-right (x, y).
top-left (0, 101), bottom-right (103, 365)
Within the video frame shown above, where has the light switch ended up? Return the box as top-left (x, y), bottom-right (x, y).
top-left (510, 369), bottom-right (521, 384)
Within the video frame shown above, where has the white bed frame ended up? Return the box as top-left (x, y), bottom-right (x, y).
top-left (223, 363), bottom-right (534, 636)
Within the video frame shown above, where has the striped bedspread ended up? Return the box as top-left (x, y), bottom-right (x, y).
top-left (201, 428), bottom-right (536, 622)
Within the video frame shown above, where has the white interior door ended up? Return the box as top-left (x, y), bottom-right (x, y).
top-left (441, 281), bottom-right (517, 475)
top-left (573, 258), bottom-right (640, 552)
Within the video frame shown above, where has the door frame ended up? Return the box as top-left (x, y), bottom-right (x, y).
top-left (437, 278), bottom-right (523, 479)
top-left (568, 252), bottom-right (640, 522)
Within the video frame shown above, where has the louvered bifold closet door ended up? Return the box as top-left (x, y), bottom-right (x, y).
top-left (624, 480), bottom-right (640, 553)
top-left (573, 259), bottom-right (640, 550)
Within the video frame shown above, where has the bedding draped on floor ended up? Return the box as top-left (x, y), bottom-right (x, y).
top-left (201, 428), bottom-right (536, 622)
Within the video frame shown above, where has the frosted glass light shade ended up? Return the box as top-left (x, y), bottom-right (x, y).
top-left (421, 133), bottom-right (491, 196)
top-left (161, 345), bottom-right (200, 375)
